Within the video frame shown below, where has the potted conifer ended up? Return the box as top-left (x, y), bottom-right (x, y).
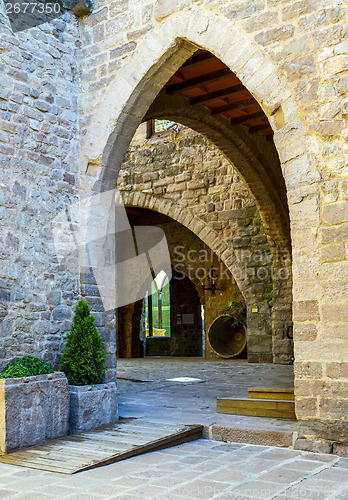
top-left (59, 299), bottom-right (118, 434)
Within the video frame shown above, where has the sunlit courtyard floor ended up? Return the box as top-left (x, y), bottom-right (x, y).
top-left (117, 358), bottom-right (296, 437)
top-left (0, 359), bottom-right (347, 499)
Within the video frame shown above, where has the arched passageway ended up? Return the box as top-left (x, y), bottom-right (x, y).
top-left (80, 5), bottom-right (346, 451)
top-left (115, 205), bottom-right (279, 364)
top-left (81, 40), bottom-right (295, 372)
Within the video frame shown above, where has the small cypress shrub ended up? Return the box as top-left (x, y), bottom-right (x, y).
top-left (59, 299), bottom-right (106, 386)
top-left (1, 356), bottom-right (54, 379)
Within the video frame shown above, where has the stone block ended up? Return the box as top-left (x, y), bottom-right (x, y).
top-left (320, 243), bottom-right (345, 262)
top-left (0, 373), bottom-right (69, 454)
top-left (255, 25), bottom-right (295, 47)
top-left (294, 361), bottom-right (322, 379)
top-left (209, 425), bottom-right (294, 448)
top-left (321, 304), bottom-right (348, 326)
top-left (293, 300), bottom-right (319, 322)
top-left (322, 55), bottom-right (348, 77)
top-left (243, 12), bottom-right (279, 32)
top-left (52, 305), bottom-right (73, 322)
top-left (154, 0), bottom-right (188, 21)
top-left (322, 202), bottom-right (348, 225)
top-left (327, 362), bottom-right (348, 379)
top-left (310, 120), bottom-right (343, 139)
top-left (294, 438), bottom-right (333, 454)
top-left (69, 382), bottom-right (118, 434)
top-left (282, 0), bottom-right (316, 22)
top-left (319, 223), bottom-right (348, 243)
top-left (333, 443), bottom-right (348, 457)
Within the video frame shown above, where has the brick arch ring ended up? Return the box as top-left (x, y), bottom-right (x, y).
top-left (122, 191), bottom-right (251, 300)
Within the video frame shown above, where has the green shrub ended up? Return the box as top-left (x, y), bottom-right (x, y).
top-left (220, 292), bottom-right (247, 328)
top-left (1, 356), bottom-right (54, 379)
top-left (59, 299), bottom-right (106, 386)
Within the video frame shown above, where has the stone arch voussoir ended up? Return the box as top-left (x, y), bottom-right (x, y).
top-left (122, 191), bottom-right (251, 299)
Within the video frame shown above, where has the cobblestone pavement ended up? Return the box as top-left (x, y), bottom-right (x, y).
top-left (0, 439), bottom-right (347, 499)
top-left (117, 358), bottom-right (296, 432)
top-left (0, 359), bottom-right (347, 499)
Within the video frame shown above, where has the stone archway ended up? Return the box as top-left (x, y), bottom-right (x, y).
top-left (80, 8), bottom-right (301, 372)
top-left (81, 6), bottom-right (334, 449)
top-left (118, 203), bottom-right (245, 360)
top-left (122, 193), bottom-right (276, 363)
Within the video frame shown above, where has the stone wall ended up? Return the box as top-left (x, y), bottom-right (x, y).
top-left (0, 6), bottom-right (80, 369)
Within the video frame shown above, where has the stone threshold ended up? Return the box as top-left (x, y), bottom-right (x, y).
top-left (202, 423), bottom-right (297, 449)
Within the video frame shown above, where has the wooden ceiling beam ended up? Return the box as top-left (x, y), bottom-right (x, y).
top-left (230, 111), bottom-right (265, 125)
top-left (189, 84), bottom-right (245, 106)
top-left (166, 68), bottom-right (231, 95)
top-left (249, 123), bottom-right (273, 134)
top-left (211, 98), bottom-right (256, 115)
top-left (180, 52), bottom-right (216, 70)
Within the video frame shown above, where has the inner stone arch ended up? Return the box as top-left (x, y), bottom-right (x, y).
top-left (118, 115), bottom-right (292, 364)
top-left (83, 31), bottom-right (297, 368)
top-left (116, 204), bottom-right (249, 361)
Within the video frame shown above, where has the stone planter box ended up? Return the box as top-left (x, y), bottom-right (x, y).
top-left (0, 372), bottom-right (69, 454)
top-left (69, 382), bottom-right (118, 434)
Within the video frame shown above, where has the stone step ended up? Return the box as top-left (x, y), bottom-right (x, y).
top-left (248, 387), bottom-right (295, 401)
top-left (216, 398), bottom-right (296, 420)
top-left (203, 423), bottom-right (297, 448)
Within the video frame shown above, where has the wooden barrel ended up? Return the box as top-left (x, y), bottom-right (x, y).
top-left (208, 316), bottom-right (247, 358)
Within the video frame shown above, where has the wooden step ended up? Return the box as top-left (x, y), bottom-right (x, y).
top-left (248, 387), bottom-right (295, 401)
top-left (0, 419), bottom-right (203, 474)
top-left (217, 398), bottom-right (296, 420)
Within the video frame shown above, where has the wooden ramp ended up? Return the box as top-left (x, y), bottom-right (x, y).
top-left (0, 419), bottom-right (202, 474)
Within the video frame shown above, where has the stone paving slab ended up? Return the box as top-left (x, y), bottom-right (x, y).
top-left (0, 439), bottom-right (346, 499)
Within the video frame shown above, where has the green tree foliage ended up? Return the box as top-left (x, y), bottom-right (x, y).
top-left (59, 299), bottom-right (106, 386)
top-left (220, 292), bottom-right (247, 328)
top-left (1, 356), bottom-right (54, 379)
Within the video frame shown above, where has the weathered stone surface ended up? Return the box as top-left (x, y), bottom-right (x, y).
top-left (295, 438), bottom-right (333, 454)
top-left (154, 0), bottom-right (188, 20)
top-left (255, 25), bottom-right (295, 46)
top-left (322, 202), bottom-right (348, 225)
top-left (69, 382), bottom-right (118, 434)
top-left (0, 373), bottom-right (69, 453)
top-left (52, 305), bottom-right (73, 322)
top-left (209, 425), bottom-right (294, 448)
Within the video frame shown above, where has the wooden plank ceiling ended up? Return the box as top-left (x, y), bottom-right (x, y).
top-left (165, 50), bottom-right (273, 136)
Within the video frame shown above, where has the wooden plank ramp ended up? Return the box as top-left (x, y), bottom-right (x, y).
top-left (0, 419), bottom-right (203, 474)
